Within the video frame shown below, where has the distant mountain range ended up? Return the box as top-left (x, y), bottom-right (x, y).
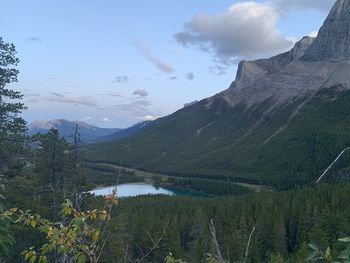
top-left (92, 120), bottom-right (155, 143)
top-left (27, 119), bottom-right (154, 143)
top-left (87, 0), bottom-right (350, 190)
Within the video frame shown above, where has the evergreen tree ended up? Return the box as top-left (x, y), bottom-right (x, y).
top-left (34, 128), bottom-right (69, 222)
top-left (0, 37), bottom-right (25, 260)
top-left (69, 124), bottom-right (86, 208)
top-left (272, 211), bottom-right (288, 258)
top-left (0, 37), bottom-right (27, 177)
top-left (189, 209), bottom-right (210, 262)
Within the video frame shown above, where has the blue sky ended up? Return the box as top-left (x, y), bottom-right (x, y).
top-left (1, 0), bottom-right (335, 128)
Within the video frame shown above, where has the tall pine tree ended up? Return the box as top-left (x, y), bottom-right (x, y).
top-left (0, 37), bottom-right (26, 260)
top-left (0, 37), bottom-right (27, 177)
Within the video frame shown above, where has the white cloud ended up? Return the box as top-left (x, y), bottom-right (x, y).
top-left (174, 2), bottom-right (294, 64)
top-left (80, 116), bottom-right (92, 122)
top-left (308, 30), bottom-right (319, 38)
top-left (184, 100), bottom-right (198, 108)
top-left (113, 75), bottom-right (129, 84)
top-left (26, 36), bottom-right (42, 43)
top-left (101, 117), bottom-right (111, 123)
top-left (111, 99), bottom-right (153, 116)
top-left (142, 115), bottom-right (159, 121)
top-left (186, 72), bottom-right (195, 80)
top-left (46, 92), bottom-right (97, 107)
top-left (104, 91), bottom-right (123, 97)
top-left (133, 89), bottom-right (149, 97)
top-left (134, 41), bottom-right (175, 74)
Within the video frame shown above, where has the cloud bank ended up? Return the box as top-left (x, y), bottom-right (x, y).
top-left (47, 92), bottom-right (97, 107)
top-left (174, 2), bottom-right (294, 64)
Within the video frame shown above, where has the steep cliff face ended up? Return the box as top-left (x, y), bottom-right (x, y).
top-left (303, 0), bottom-right (350, 62)
top-left (219, 36), bottom-right (320, 107)
top-left (88, 0), bottom-right (350, 189)
top-left (219, 0), bottom-right (350, 108)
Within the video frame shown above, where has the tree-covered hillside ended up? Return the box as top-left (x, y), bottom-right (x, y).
top-left (4, 180), bottom-right (350, 262)
top-left (87, 87), bottom-right (350, 189)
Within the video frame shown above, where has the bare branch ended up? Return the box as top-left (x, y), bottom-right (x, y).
top-left (244, 226), bottom-right (256, 263)
top-left (135, 219), bottom-right (170, 263)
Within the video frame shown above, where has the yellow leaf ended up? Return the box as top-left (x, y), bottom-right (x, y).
top-left (92, 230), bottom-right (100, 242)
top-left (24, 252), bottom-right (32, 261)
top-left (57, 237), bottom-right (64, 245)
top-left (30, 220), bottom-right (37, 228)
top-left (99, 211), bottom-right (107, 221)
top-left (47, 226), bottom-right (53, 237)
top-left (30, 255), bottom-right (36, 263)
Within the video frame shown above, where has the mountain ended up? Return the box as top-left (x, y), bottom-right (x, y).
top-left (27, 119), bottom-right (120, 142)
top-left (303, 0), bottom-right (350, 62)
top-left (93, 120), bottom-right (155, 143)
top-left (87, 0), bottom-right (350, 190)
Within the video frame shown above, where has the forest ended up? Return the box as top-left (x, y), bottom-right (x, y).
top-left (87, 88), bottom-right (350, 191)
top-left (1, 38), bottom-right (350, 263)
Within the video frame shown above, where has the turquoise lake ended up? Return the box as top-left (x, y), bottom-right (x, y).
top-left (89, 183), bottom-right (175, 198)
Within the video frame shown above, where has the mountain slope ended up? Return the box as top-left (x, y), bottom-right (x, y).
top-left (87, 0), bottom-right (350, 189)
top-left (27, 119), bottom-right (120, 142)
top-left (93, 121), bottom-right (155, 143)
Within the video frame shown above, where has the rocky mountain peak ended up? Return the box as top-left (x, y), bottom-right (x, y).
top-left (217, 0), bottom-right (350, 108)
top-left (231, 36), bottom-right (315, 92)
top-left (290, 36), bottom-right (315, 60)
top-left (303, 0), bottom-right (350, 61)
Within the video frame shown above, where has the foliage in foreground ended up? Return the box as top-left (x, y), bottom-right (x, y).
top-left (307, 237), bottom-right (350, 263)
top-left (165, 236), bottom-right (350, 263)
top-left (2, 180), bottom-right (350, 262)
top-left (4, 194), bottom-right (117, 263)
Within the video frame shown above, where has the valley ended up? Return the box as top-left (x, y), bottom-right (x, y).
top-left (87, 88), bottom-right (350, 190)
top-left (84, 161), bottom-right (263, 196)
top-left (2, 0), bottom-right (350, 262)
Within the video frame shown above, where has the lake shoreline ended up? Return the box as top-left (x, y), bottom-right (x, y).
top-left (89, 183), bottom-right (175, 198)
top-left (90, 181), bottom-right (149, 191)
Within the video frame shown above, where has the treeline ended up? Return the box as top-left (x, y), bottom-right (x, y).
top-left (163, 177), bottom-right (252, 196)
top-left (4, 177), bottom-right (350, 262)
top-left (83, 162), bottom-right (254, 196)
top-left (100, 182), bottom-right (350, 262)
top-left (84, 162), bottom-right (145, 186)
top-left (87, 88), bottom-right (350, 191)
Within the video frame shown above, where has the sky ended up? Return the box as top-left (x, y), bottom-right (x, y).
top-left (1, 0), bottom-right (336, 128)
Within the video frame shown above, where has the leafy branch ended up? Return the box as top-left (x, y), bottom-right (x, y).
top-left (4, 192), bottom-right (118, 263)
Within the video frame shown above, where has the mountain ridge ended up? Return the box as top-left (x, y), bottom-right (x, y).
top-left (27, 119), bottom-right (155, 143)
top-left (87, 0), bottom-right (350, 189)
top-left (27, 119), bottom-right (120, 142)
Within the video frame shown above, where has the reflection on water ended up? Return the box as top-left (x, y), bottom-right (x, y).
top-left (89, 183), bottom-right (175, 198)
